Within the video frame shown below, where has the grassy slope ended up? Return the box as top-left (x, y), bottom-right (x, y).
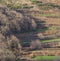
top-left (33, 56), bottom-right (59, 60)
top-left (0, 0), bottom-right (60, 60)
top-left (42, 38), bottom-right (60, 42)
top-left (0, 0), bottom-right (59, 41)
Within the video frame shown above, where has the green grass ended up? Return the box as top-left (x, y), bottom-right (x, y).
top-left (31, 0), bottom-right (60, 10)
top-left (39, 14), bottom-right (60, 17)
top-left (32, 13), bottom-right (60, 17)
top-left (42, 38), bottom-right (60, 43)
top-left (31, 0), bottom-right (42, 3)
top-left (40, 14), bottom-right (60, 17)
top-left (33, 56), bottom-right (59, 60)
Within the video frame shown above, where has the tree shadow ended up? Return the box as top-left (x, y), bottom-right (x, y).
top-left (14, 10), bottom-right (49, 50)
top-left (1, 8), bottom-right (49, 50)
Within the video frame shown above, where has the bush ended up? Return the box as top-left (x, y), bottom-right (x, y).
top-left (7, 4), bottom-right (22, 9)
top-left (22, 4), bottom-right (33, 9)
top-left (0, 49), bottom-right (16, 61)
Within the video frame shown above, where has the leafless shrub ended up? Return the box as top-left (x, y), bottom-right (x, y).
top-left (30, 40), bottom-right (42, 50)
top-left (0, 48), bottom-right (16, 61)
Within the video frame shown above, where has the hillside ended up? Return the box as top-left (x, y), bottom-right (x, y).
top-left (0, 0), bottom-right (60, 61)
top-left (42, 0), bottom-right (60, 5)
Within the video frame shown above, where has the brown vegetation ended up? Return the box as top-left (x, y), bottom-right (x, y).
top-left (0, 5), bottom-right (47, 60)
top-left (0, 0), bottom-right (60, 60)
